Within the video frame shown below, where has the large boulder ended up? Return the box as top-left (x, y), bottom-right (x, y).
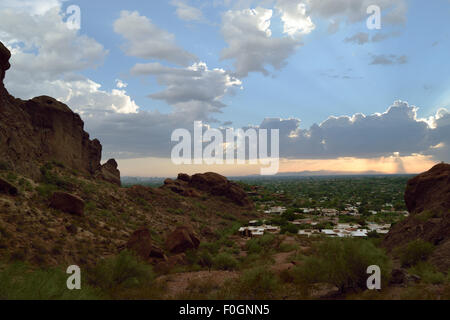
top-left (384, 163), bottom-right (450, 272)
top-left (165, 226), bottom-right (200, 254)
top-left (191, 172), bottom-right (253, 207)
top-left (0, 178), bottom-right (18, 196)
top-left (50, 192), bottom-right (85, 217)
top-left (163, 172), bottom-right (253, 208)
top-left (126, 228), bottom-right (166, 261)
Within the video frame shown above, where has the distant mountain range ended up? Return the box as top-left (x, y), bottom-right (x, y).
top-left (122, 170), bottom-right (416, 183)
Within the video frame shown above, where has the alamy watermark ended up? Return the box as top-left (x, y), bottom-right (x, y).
top-left (65, 4), bottom-right (81, 30)
top-left (66, 265), bottom-right (81, 290)
top-left (367, 265), bottom-right (381, 290)
top-left (171, 121), bottom-right (280, 175)
top-left (367, 5), bottom-right (382, 30)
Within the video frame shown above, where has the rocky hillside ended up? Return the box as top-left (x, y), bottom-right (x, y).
top-left (0, 40), bottom-right (256, 269)
top-left (0, 41), bottom-right (119, 185)
top-left (384, 163), bottom-right (450, 271)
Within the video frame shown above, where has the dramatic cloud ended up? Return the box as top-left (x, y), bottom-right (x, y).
top-left (84, 100), bottom-right (450, 164)
top-left (170, 0), bottom-right (204, 22)
top-left (369, 54), bottom-right (408, 66)
top-left (260, 101), bottom-right (449, 161)
top-left (221, 7), bottom-right (302, 77)
top-left (0, 3), bottom-right (139, 116)
top-left (85, 111), bottom-right (196, 160)
top-left (131, 61), bottom-right (242, 119)
top-left (114, 10), bottom-right (197, 66)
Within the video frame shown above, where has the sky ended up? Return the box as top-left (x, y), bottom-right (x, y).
top-left (0, 0), bottom-right (449, 177)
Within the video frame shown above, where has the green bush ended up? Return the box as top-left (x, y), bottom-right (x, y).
top-left (408, 262), bottom-right (446, 285)
top-left (213, 252), bottom-right (239, 271)
top-left (399, 240), bottom-right (434, 267)
top-left (281, 223), bottom-right (300, 234)
top-left (292, 238), bottom-right (391, 293)
top-left (89, 250), bottom-right (155, 290)
top-left (246, 234), bottom-right (276, 254)
top-left (235, 267), bottom-right (279, 299)
top-left (0, 262), bottom-right (100, 300)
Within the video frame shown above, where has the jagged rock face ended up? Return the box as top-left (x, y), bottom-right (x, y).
top-left (97, 159), bottom-right (121, 186)
top-left (0, 41), bottom-right (119, 182)
top-left (163, 172), bottom-right (254, 208)
top-left (384, 163), bottom-right (450, 272)
top-left (404, 163), bottom-right (450, 214)
top-left (0, 42), bottom-right (11, 88)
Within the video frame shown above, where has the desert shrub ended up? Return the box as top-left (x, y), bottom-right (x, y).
top-left (292, 238), bottom-right (391, 293)
top-left (213, 253), bottom-right (238, 271)
top-left (233, 267), bottom-right (279, 299)
top-left (89, 250), bottom-right (155, 291)
top-left (398, 240), bottom-right (434, 267)
top-left (414, 210), bottom-right (437, 222)
top-left (200, 241), bottom-right (221, 255)
top-left (6, 172), bottom-right (17, 182)
top-left (0, 262), bottom-right (100, 300)
top-left (246, 234), bottom-right (276, 254)
top-left (198, 251), bottom-right (214, 270)
top-left (280, 223), bottom-right (300, 234)
top-left (36, 183), bottom-right (58, 198)
top-left (278, 243), bottom-right (297, 253)
top-left (408, 262), bottom-right (446, 285)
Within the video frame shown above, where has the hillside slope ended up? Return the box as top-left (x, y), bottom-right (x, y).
top-left (384, 163), bottom-right (450, 271)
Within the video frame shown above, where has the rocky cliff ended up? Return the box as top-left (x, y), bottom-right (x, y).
top-left (0, 41), bottom-right (120, 185)
top-left (384, 163), bottom-right (450, 271)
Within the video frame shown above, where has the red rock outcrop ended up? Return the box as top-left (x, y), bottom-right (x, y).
top-left (165, 226), bottom-right (200, 254)
top-left (384, 163), bottom-right (450, 271)
top-left (50, 191), bottom-right (85, 217)
top-left (126, 228), bottom-right (166, 261)
top-left (0, 41), bottom-right (120, 183)
top-left (163, 172), bottom-right (253, 208)
top-left (404, 163), bottom-right (450, 214)
top-left (97, 159), bottom-right (121, 186)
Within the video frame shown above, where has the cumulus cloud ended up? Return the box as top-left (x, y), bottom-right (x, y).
top-left (114, 10), bottom-right (197, 66)
top-left (0, 3), bottom-right (140, 116)
top-left (221, 7), bottom-right (302, 77)
top-left (131, 61), bottom-right (242, 119)
top-left (275, 0), bottom-right (315, 36)
top-left (258, 101), bottom-right (449, 161)
top-left (84, 100), bottom-right (450, 164)
top-left (0, 0), bottom-right (61, 15)
top-left (170, 0), bottom-right (204, 22)
top-left (85, 110), bottom-right (196, 159)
